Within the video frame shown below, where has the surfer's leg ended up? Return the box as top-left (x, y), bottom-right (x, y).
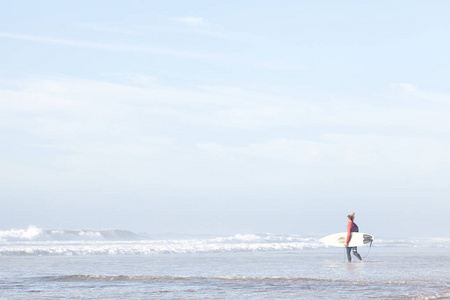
top-left (352, 247), bottom-right (362, 261)
top-left (346, 247), bottom-right (352, 262)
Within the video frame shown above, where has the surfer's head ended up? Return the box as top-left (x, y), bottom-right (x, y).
top-left (347, 212), bottom-right (355, 222)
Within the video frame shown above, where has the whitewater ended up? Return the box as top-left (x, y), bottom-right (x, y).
top-left (0, 227), bottom-right (449, 299)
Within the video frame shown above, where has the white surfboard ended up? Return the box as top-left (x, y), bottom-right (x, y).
top-left (320, 232), bottom-right (374, 247)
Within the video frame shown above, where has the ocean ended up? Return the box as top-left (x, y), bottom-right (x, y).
top-left (0, 227), bottom-right (449, 299)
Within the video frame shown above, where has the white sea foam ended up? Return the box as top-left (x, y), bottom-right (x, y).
top-left (0, 226), bottom-right (140, 242)
top-left (0, 227), bottom-right (448, 256)
top-left (0, 229), bottom-right (323, 256)
top-left (374, 237), bottom-right (450, 248)
top-left (0, 238), bottom-right (323, 256)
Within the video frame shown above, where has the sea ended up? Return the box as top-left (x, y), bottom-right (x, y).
top-left (0, 227), bottom-right (449, 299)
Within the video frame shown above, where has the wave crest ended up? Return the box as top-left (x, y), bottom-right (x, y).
top-left (0, 226), bottom-right (140, 242)
top-left (1, 227), bottom-right (449, 256)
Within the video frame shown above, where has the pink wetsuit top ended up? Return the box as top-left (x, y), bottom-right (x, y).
top-left (346, 221), bottom-right (359, 244)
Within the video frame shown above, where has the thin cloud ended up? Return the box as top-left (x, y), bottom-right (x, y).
top-left (390, 83), bottom-right (450, 105)
top-left (77, 23), bottom-right (139, 36)
top-left (2, 76), bottom-right (450, 195)
top-left (100, 72), bottom-right (157, 87)
top-left (198, 135), bottom-right (450, 170)
top-left (171, 17), bottom-right (205, 25)
top-left (0, 32), bottom-right (224, 60)
top-left (3, 76), bottom-right (450, 134)
top-left (0, 31), bottom-right (304, 71)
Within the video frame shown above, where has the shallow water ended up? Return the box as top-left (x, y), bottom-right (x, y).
top-left (1, 247), bottom-right (449, 299)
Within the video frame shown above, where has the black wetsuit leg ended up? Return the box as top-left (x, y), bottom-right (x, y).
top-left (346, 247), bottom-right (352, 262)
top-left (352, 247), bottom-right (362, 261)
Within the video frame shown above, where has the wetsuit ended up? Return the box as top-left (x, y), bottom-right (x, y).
top-left (346, 221), bottom-right (362, 262)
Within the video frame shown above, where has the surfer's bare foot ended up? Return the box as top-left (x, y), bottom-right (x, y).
top-left (360, 260), bottom-right (364, 263)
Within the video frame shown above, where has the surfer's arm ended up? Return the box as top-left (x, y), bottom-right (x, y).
top-left (344, 223), bottom-right (352, 246)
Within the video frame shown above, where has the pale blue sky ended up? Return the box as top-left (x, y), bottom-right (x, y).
top-left (1, 1), bottom-right (449, 237)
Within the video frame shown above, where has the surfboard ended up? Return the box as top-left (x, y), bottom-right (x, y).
top-left (320, 232), bottom-right (374, 247)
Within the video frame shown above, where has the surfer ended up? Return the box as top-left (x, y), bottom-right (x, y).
top-left (344, 212), bottom-right (363, 263)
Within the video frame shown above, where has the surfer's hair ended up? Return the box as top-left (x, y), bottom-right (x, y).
top-left (347, 212), bottom-right (355, 221)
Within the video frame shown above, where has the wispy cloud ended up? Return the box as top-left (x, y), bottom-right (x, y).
top-left (100, 72), bottom-right (157, 87)
top-left (170, 17), bottom-right (205, 25)
top-left (3, 76), bottom-right (449, 133)
top-left (2, 76), bottom-right (450, 192)
top-left (198, 134), bottom-right (450, 170)
top-left (390, 83), bottom-right (450, 105)
top-left (0, 31), bottom-right (305, 72)
top-left (77, 23), bottom-right (139, 35)
top-left (0, 32), bottom-right (224, 60)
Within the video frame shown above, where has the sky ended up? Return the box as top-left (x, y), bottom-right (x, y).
top-left (1, 1), bottom-right (449, 237)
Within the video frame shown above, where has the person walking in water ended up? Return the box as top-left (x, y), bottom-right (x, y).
top-left (344, 212), bottom-right (363, 263)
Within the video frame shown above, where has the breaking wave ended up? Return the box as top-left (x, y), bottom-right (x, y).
top-left (0, 227), bottom-right (448, 256)
top-left (0, 226), bottom-right (140, 242)
top-left (0, 228), bottom-right (323, 256)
